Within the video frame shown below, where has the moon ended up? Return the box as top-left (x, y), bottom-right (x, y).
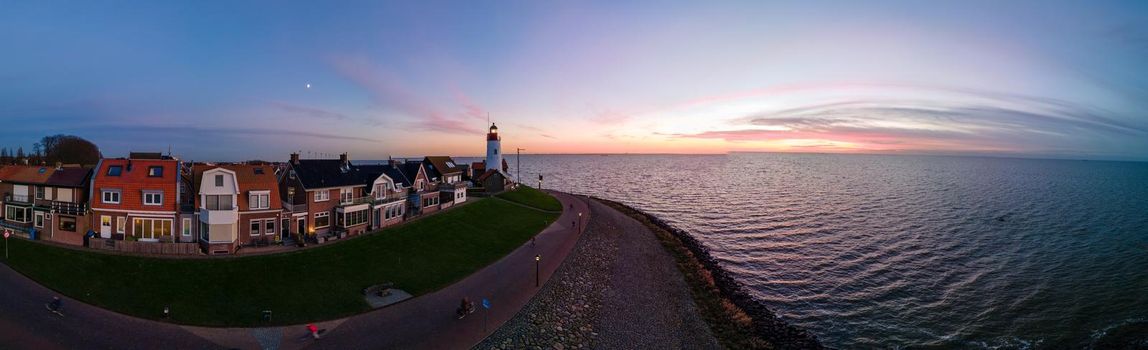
top-left (306, 83), bottom-right (311, 89)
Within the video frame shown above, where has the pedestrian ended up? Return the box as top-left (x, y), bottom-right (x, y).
top-left (307, 323), bottom-right (321, 340)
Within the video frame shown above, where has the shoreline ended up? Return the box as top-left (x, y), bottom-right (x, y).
top-left (593, 197), bottom-right (824, 349)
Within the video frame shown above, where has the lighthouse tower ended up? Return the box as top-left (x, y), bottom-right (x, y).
top-left (485, 123), bottom-right (502, 172)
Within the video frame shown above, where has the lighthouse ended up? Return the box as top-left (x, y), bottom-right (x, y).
top-left (485, 123), bottom-right (502, 171)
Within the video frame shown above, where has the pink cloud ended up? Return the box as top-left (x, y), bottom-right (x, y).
top-left (328, 54), bottom-right (482, 135)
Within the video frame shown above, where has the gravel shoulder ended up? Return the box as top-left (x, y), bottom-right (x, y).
top-left (477, 198), bottom-right (720, 349)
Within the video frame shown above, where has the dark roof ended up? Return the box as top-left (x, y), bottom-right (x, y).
top-left (423, 156), bottom-right (462, 179)
top-left (44, 167), bottom-right (92, 187)
top-left (291, 159), bottom-right (367, 190)
top-left (476, 169), bottom-right (505, 182)
top-left (400, 161), bottom-right (424, 183)
top-left (354, 165), bottom-right (389, 195)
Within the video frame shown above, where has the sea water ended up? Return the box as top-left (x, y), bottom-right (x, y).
top-left (509, 153), bottom-right (1148, 348)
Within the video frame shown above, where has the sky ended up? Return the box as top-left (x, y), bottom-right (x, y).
top-left (2, 0), bottom-right (1148, 161)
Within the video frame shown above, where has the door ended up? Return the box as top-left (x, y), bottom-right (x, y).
top-left (296, 218), bottom-right (305, 236)
top-left (281, 218), bottom-right (289, 239)
top-left (373, 208), bottom-right (381, 228)
top-left (34, 211), bottom-right (45, 228)
top-left (100, 215), bottom-right (112, 238)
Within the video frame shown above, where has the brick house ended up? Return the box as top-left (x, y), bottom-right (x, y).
top-left (191, 164), bottom-right (283, 255)
top-left (423, 156), bottom-right (468, 208)
top-left (399, 160), bottom-right (440, 216)
top-left (89, 153), bottom-right (183, 242)
top-left (0, 164), bottom-right (92, 244)
top-left (280, 153), bottom-right (371, 239)
top-left (357, 164), bottom-right (408, 230)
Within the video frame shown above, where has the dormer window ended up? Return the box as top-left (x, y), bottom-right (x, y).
top-left (147, 166), bottom-right (163, 177)
top-left (107, 166), bottom-right (123, 176)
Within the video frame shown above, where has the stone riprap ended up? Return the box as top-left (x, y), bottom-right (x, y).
top-left (477, 199), bottom-right (720, 350)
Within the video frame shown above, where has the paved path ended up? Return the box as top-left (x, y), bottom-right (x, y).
top-left (305, 191), bottom-right (590, 349)
top-left (478, 199), bottom-right (721, 349)
top-left (0, 263), bottom-right (223, 350)
top-left (0, 192), bottom-right (589, 350)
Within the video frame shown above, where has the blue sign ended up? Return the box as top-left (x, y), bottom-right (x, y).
top-left (482, 298), bottom-right (491, 309)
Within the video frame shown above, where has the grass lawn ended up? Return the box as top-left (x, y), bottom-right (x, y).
top-left (0, 198), bottom-right (557, 326)
top-left (496, 185), bottom-right (563, 212)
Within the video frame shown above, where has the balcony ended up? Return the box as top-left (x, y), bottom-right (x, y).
top-left (199, 207), bottom-right (238, 225)
top-left (336, 196), bottom-right (374, 207)
top-left (371, 192), bottom-right (406, 205)
top-left (283, 201), bottom-right (307, 213)
top-left (4, 194), bottom-right (30, 203)
top-left (46, 201), bottom-right (86, 216)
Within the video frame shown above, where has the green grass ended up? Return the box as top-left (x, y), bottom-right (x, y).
top-left (496, 185), bottom-right (562, 212)
top-left (0, 198), bottom-right (557, 327)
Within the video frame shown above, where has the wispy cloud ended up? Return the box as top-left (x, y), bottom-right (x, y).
top-left (88, 124), bottom-right (380, 143)
top-left (669, 89), bottom-right (1148, 154)
top-left (271, 101), bottom-right (350, 121)
top-left (328, 54), bottom-right (482, 135)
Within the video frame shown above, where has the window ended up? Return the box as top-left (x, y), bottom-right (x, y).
top-left (249, 192), bottom-right (270, 210)
top-left (287, 187), bottom-right (295, 199)
top-left (117, 216), bottom-right (125, 233)
top-left (147, 166), bottom-right (163, 177)
top-left (494, 149), bottom-right (498, 154)
top-left (35, 187), bottom-right (45, 200)
top-left (314, 212), bottom-right (330, 228)
top-left (58, 216), bottom-right (76, 232)
top-left (254, 168), bottom-right (265, 175)
top-left (132, 218), bottom-right (172, 240)
top-left (205, 195), bottom-right (233, 210)
top-left (57, 188), bottom-right (73, 202)
top-left (314, 190), bottom-right (330, 202)
top-left (250, 220), bottom-right (261, 236)
top-left (264, 219), bottom-right (275, 234)
top-left (215, 174), bottom-right (223, 187)
top-left (102, 190), bottom-right (121, 204)
top-left (339, 209), bottom-right (368, 227)
top-left (340, 188), bottom-right (353, 204)
top-left (101, 216), bottom-right (111, 230)
top-left (107, 166), bottom-right (123, 176)
top-left (385, 204), bottom-right (404, 220)
top-left (182, 218), bottom-right (192, 237)
top-left (6, 206), bottom-right (31, 223)
top-left (143, 191), bottom-right (163, 206)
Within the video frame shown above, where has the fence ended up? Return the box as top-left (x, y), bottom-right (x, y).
top-left (88, 238), bottom-right (202, 255)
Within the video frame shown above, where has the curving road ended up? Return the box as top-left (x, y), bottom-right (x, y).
top-left (0, 192), bottom-right (590, 350)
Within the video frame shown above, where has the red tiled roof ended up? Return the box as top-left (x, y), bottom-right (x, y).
top-left (0, 165), bottom-right (56, 184)
top-left (91, 158), bottom-right (180, 211)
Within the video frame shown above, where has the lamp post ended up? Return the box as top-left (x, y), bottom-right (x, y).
top-left (535, 254), bottom-right (541, 287)
top-left (578, 212), bottom-right (582, 233)
top-left (516, 148), bottom-right (525, 185)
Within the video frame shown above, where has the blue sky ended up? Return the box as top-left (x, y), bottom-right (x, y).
top-left (2, 0), bottom-right (1147, 161)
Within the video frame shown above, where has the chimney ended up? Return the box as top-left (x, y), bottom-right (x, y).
top-left (290, 153), bottom-right (300, 164)
top-left (339, 153), bottom-right (348, 163)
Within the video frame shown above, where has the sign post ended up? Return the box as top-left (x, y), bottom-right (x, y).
top-left (482, 298), bottom-right (491, 332)
top-left (4, 229), bottom-right (11, 259)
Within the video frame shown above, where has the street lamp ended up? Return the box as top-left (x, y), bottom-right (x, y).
top-left (535, 254), bottom-right (541, 287)
top-left (516, 148), bottom-right (525, 185)
top-left (578, 212), bottom-right (582, 233)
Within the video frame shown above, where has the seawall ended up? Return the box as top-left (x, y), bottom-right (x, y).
top-left (593, 197), bottom-right (825, 349)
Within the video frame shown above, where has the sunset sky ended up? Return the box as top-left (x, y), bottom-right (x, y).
top-left (3, 1), bottom-right (1148, 161)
